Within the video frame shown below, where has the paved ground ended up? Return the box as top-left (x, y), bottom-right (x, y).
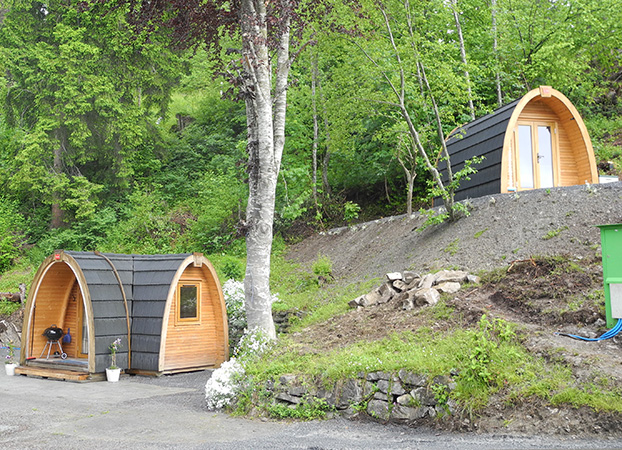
top-left (3, 365), bottom-right (622, 450)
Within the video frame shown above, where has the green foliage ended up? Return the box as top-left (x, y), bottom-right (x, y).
top-left (266, 396), bottom-right (334, 420)
top-left (474, 228), bottom-right (488, 239)
top-left (344, 201), bottom-right (361, 224)
top-left (222, 257), bottom-right (244, 281)
top-left (0, 1), bottom-right (187, 229)
top-left (443, 238), bottom-right (460, 256)
top-left (103, 190), bottom-right (181, 254)
top-left (551, 386), bottom-right (622, 413)
top-left (311, 255), bottom-right (333, 280)
top-left (542, 226), bottom-right (569, 240)
top-left (0, 301), bottom-right (21, 317)
top-left (0, 198), bottom-right (25, 273)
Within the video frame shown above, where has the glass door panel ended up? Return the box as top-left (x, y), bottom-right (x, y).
top-left (537, 125), bottom-right (554, 188)
top-left (518, 125), bottom-right (534, 189)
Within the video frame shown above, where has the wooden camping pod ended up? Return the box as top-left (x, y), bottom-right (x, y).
top-left (438, 86), bottom-right (598, 202)
top-left (20, 251), bottom-right (228, 378)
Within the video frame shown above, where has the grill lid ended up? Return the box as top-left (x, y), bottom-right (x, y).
top-left (43, 325), bottom-right (64, 341)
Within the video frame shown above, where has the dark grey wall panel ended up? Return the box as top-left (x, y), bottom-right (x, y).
top-left (131, 318), bottom-right (163, 335)
top-left (91, 301), bottom-right (129, 319)
top-left (130, 352), bottom-right (159, 372)
top-left (132, 334), bottom-right (162, 353)
top-left (133, 301), bottom-right (166, 318)
top-left (94, 317), bottom-right (129, 336)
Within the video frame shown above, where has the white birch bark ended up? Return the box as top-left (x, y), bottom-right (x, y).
top-left (491, 0), bottom-right (503, 107)
top-left (239, 0), bottom-right (291, 339)
top-left (450, 0), bottom-right (475, 120)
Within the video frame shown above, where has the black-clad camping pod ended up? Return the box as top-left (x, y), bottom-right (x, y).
top-left (438, 86), bottom-right (598, 202)
top-left (18, 251), bottom-right (228, 380)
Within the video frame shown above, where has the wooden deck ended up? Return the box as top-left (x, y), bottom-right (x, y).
top-left (15, 357), bottom-right (102, 382)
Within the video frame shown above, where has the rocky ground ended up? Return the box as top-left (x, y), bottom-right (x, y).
top-left (286, 182), bottom-right (622, 436)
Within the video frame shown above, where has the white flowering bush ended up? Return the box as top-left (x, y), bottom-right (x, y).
top-left (223, 279), bottom-right (281, 351)
top-left (234, 328), bottom-right (274, 361)
top-left (205, 328), bottom-right (275, 410)
top-left (205, 358), bottom-right (245, 410)
top-left (223, 279), bottom-right (246, 327)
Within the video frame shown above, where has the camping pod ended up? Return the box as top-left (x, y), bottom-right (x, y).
top-left (19, 251), bottom-right (228, 380)
top-left (438, 86), bottom-right (598, 202)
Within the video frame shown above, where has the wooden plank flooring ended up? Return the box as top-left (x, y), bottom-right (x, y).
top-left (14, 366), bottom-right (103, 382)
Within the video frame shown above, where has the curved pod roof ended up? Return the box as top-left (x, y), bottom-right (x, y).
top-left (441, 86), bottom-right (598, 202)
top-left (22, 251), bottom-right (228, 376)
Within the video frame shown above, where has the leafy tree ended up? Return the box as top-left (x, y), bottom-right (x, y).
top-left (0, 0), bottom-right (185, 229)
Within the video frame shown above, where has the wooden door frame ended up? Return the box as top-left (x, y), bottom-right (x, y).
top-left (513, 121), bottom-right (559, 190)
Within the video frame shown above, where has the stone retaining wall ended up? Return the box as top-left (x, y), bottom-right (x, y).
top-left (268, 369), bottom-right (458, 424)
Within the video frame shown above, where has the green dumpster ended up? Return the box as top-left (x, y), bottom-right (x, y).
top-left (597, 224), bottom-right (622, 328)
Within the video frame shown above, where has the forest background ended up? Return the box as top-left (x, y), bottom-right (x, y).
top-left (0, 0), bottom-right (621, 293)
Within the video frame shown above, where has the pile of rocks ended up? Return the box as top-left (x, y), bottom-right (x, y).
top-left (272, 369), bottom-right (457, 423)
top-left (348, 269), bottom-right (480, 310)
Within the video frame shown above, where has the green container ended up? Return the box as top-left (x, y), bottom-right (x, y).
top-left (597, 224), bottom-right (622, 328)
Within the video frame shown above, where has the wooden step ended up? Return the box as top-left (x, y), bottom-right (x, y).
top-left (14, 366), bottom-right (103, 382)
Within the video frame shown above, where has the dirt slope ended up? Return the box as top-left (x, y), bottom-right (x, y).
top-left (287, 182), bottom-right (622, 435)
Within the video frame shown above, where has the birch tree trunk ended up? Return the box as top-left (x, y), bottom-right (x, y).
top-left (450, 0), bottom-right (475, 120)
top-left (239, 0), bottom-right (291, 339)
top-left (491, 0), bottom-right (503, 107)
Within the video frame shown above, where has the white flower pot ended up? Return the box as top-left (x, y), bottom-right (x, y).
top-left (5, 363), bottom-right (17, 376)
top-left (106, 367), bottom-right (121, 382)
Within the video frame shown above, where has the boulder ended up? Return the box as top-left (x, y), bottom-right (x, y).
top-left (467, 274), bottom-right (481, 284)
top-left (402, 271), bottom-right (420, 284)
top-left (367, 399), bottom-right (391, 421)
top-left (418, 273), bottom-right (437, 289)
top-left (398, 369), bottom-right (427, 388)
top-left (397, 290), bottom-right (417, 310)
top-left (377, 283), bottom-right (396, 304)
top-left (390, 404), bottom-right (427, 421)
top-left (414, 288), bottom-right (440, 306)
top-left (360, 290), bottom-right (382, 307)
top-left (385, 272), bottom-right (403, 281)
top-left (287, 385), bottom-right (308, 397)
top-left (436, 281), bottom-right (461, 294)
top-left (434, 270), bottom-right (469, 284)
top-left (411, 387), bottom-right (437, 406)
top-left (377, 379), bottom-right (406, 396)
top-left (348, 296), bottom-right (364, 308)
top-left (392, 279), bottom-right (410, 292)
top-left (275, 392), bottom-right (302, 404)
top-left (336, 379), bottom-right (363, 410)
top-left (396, 393), bottom-right (415, 406)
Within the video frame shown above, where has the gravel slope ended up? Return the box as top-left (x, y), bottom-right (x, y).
top-left (288, 182), bottom-right (622, 279)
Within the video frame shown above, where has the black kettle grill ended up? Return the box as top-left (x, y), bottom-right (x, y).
top-left (40, 325), bottom-right (67, 360)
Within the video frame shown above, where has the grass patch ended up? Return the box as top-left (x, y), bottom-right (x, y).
top-left (551, 386), bottom-right (622, 412)
top-left (0, 260), bottom-right (34, 292)
top-left (542, 226), bottom-right (569, 240)
top-left (0, 301), bottom-right (21, 316)
top-left (243, 317), bottom-right (578, 414)
top-left (444, 238), bottom-right (460, 256)
top-left (474, 228), bottom-right (488, 239)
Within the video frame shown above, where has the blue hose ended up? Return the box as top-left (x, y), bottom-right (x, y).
top-left (556, 318), bottom-right (622, 341)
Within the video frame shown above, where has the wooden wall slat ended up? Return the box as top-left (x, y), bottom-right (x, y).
top-left (162, 265), bottom-right (226, 370)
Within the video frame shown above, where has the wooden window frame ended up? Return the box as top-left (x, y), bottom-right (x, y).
top-left (176, 281), bottom-right (201, 325)
top-left (514, 121), bottom-right (559, 191)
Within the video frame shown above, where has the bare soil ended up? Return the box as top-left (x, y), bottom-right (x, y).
top-left (286, 182), bottom-right (622, 436)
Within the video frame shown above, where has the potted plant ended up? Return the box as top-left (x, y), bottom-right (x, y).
top-left (4, 341), bottom-right (18, 376)
top-left (106, 338), bottom-right (122, 382)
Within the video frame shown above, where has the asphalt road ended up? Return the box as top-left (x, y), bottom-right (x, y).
top-left (3, 366), bottom-right (622, 450)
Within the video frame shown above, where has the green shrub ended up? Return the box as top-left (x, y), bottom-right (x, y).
top-left (311, 255), bottom-right (333, 280)
top-left (0, 198), bottom-right (25, 273)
